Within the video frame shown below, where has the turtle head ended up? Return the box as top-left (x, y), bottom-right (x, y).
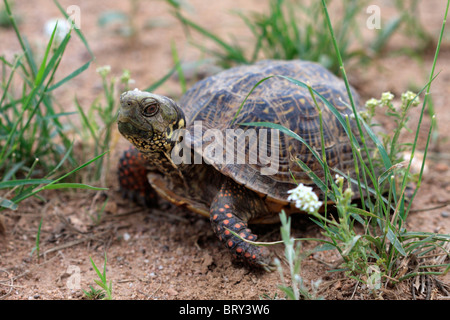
top-left (118, 89), bottom-right (186, 153)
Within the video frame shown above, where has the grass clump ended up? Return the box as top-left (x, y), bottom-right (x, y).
top-left (172, 0), bottom-right (363, 73)
top-left (83, 253), bottom-right (113, 300)
top-left (0, 0), bottom-right (108, 214)
top-left (1, 12), bottom-right (75, 177)
top-left (169, 0), bottom-right (432, 74)
top-left (30, 217), bottom-right (43, 263)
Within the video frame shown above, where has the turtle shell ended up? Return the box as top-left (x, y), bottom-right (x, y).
top-left (179, 60), bottom-right (363, 203)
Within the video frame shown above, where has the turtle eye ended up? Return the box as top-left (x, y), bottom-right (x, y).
top-left (142, 101), bottom-right (159, 117)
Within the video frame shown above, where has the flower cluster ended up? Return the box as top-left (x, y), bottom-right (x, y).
top-left (287, 183), bottom-right (323, 214)
top-left (365, 91), bottom-right (395, 109)
top-left (380, 91), bottom-right (394, 105)
top-left (401, 90), bottom-right (420, 107)
top-left (365, 90), bottom-right (420, 113)
top-left (96, 65), bottom-right (111, 78)
top-left (334, 174), bottom-right (344, 186)
top-left (365, 98), bottom-right (379, 109)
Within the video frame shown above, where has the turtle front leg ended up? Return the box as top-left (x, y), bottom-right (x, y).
top-left (118, 147), bottom-right (158, 207)
top-left (210, 180), bottom-right (275, 271)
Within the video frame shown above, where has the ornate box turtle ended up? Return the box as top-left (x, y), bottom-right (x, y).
top-left (117, 60), bottom-right (363, 271)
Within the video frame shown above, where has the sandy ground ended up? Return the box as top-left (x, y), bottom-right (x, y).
top-left (0, 0), bottom-right (449, 301)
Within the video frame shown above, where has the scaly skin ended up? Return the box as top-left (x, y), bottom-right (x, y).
top-left (210, 180), bottom-right (275, 271)
top-left (118, 147), bottom-right (158, 207)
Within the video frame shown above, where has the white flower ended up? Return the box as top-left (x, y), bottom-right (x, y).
top-left (96, 65), bottom-right (111, 77)
top-left (44, 18), bottom-right (71, 43)
top-left (287, 183), bottom-right (323, 214)
top-left (334, 174), bottom-right (344, 185)
top-left (120, 69), bottom-right (135, 85)
top-left (365, 98), bottom-right (380, 109)
top-left (380, 91), bottom-right (394, 105)
top-left (401, 91), bottom-right (420, 107)
top-left (344, 187), bottom-right (354, 199)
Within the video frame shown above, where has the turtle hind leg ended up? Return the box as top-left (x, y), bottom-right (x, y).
top-left (210, 180), bottom-right (275, 271)
top-left (118, 147), bottom-right (158, 207)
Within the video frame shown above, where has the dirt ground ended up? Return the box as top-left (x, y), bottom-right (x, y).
top-left (1, 0), bottom-right (449, 301)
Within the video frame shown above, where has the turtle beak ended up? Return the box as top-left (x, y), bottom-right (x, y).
top-left (117, 103), bottom-right (133, 133)
top-left (117, 108), bottom-right (129, 125)
top-left (118, 90), bottom-right (142, 125)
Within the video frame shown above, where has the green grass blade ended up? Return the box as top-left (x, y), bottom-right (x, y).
top-left (320, 0), bottom-right (380, 190)
top-left (20, 36), bottom-right (38, 78)
top-left (360, 118), bottom-right (391, 169)
top-left (9, 152), bottom-right (108, 205)
top-left (1, 160), bottom-right (26, 182)
top-left (401, 0), bottom-right (449, 216)
top-left (39, 31), bottom-right (72, 87)
top-left (0, 179), bottom-right (53, 189)
top-left (49, 151), bottom-right (108, 186)
top-left (75, 97), bottom-right (100, 146)
top-left (0, 81), bottom-right (42, 167)
top-left (347, 207), bottom-right (382, 220)
top-left (171, 41), bottom-right (186, 94)
top-left (295, 159), bottom-right (333, 201)
top-left (3, 0), bottom-right (36, 77)
top-left (34, 20), bottom-right (58, 86)
top-left (401, 231), bottom-right (450, 242)
top-left (45, 142), bottom-right (74, 178)
top-left (175, 11), bottom-right (247, 63)
top-left (41, 183), bottom-right (107, 191)
top-left (377, 162), bottom-right (403, 185)
top-left (89, 256), bottom-right (105, 282)
top-left (231, 76), bottom-right (273, 126)
top-left (0, 54), bottom-right (23, 105)
top-left (47, 60), bottom-right (92, 91)
top-left (144, 63), bottom-right (179, 92)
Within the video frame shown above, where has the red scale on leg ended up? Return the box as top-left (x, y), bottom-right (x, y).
top-left (118, 147), bottom-right (158, 207)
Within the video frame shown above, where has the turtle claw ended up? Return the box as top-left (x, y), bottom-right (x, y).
top-left (260, 262), bottom-right (277, 273)
top-left (254, 247), bottom-right (277, 272)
